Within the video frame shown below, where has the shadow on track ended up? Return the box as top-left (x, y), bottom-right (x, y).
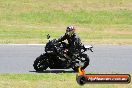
top-left (29, 70), bottom-right (76, 73)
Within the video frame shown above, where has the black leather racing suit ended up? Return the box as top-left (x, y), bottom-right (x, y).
top-left (57, 33), bottom-right (82, 53)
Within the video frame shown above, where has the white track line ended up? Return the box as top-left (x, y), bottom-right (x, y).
top-left (0, 44), bottom-right (46, 46)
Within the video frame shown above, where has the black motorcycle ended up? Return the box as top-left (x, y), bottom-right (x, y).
top-left (33, 34), bottom-right (93, 72)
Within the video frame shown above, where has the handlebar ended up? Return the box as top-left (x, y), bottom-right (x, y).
top-left (82, 45), bottom-right (93, 52)
top-left (89, 48), bottom-right (93, 52)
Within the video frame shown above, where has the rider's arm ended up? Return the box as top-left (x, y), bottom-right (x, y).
top-left (57, 33), bottom-right (67, 42)
top-left (74, 36), bottom-right (82, 50)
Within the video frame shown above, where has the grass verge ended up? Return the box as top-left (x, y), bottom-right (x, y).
top-left (0, 0), bottom-right (132, 44)
top-left (0, 73), bottom-right (131, 88)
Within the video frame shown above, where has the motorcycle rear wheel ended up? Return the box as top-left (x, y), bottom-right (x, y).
top-left (33, 54), bottom-right (48, 72)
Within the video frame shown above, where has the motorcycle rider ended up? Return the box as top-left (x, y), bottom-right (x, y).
top-left (57, 26), bottom-right (82, 53)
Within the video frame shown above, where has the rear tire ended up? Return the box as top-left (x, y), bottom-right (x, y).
top-left (33, 54), bottom-right (48, 72)
top-left (72, 54), bottom-right (89, 72)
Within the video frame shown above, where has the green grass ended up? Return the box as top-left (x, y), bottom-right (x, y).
top-left (0, 73), bottom-right (131, 88)
top-left (0, 0), bottom-right (132, 44)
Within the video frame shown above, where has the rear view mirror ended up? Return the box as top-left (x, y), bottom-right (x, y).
top-left (47, 34), bottom-right (50, 39)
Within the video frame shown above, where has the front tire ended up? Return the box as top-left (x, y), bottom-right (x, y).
top-left (33, 54), bottom-right (48, 72)
top-left (72, 54), bottom-right (89, 72)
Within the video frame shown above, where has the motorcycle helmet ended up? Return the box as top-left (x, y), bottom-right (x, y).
top-left (66, 26), bottom-right (75, 37)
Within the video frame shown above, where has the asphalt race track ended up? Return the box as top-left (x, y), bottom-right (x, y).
top-left (0, 44), bottom-right (132, 73)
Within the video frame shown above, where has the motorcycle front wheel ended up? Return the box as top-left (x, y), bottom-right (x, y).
top-left (33, 54), bottom-right (48, 72)
top-left (72, 54), bottom-right (89, 72)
